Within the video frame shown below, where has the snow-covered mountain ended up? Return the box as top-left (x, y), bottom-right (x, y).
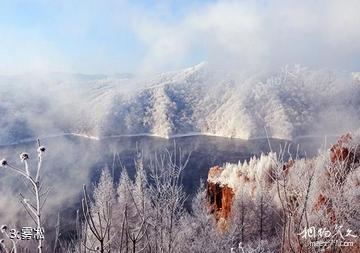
top-left (0, 63), bottom-right (359, 144)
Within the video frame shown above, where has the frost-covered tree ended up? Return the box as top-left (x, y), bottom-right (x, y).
top-left (65, 134), bottom-right (360, 253)
top-left (251, 190), bottom-right (278, 241)
top-left (146, 149), bottom-right (189, 253)
top-left (178, 182), bottom-right (233, 253)
top-left (80, 168), bottom-right (116, 253)
top-left (149, 87), bottom-right (176, 137)
top-left (115, 154), bottom-right (151, 253)
top-left (230, 189), bottom-right (255, 244)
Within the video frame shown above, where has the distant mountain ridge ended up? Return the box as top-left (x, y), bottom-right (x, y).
top-left (0, 63), bottom-right (359, 144)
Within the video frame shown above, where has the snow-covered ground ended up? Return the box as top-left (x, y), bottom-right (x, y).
top-left (0, 63), bottom-right (359, 145)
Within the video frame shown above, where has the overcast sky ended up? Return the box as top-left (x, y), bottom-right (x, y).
top-left (0, 0), bottom-right (359, 75)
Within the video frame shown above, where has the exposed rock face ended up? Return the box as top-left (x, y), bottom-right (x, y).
top-left (206, 134), bottom-right (360, 250)
top-left (207, 134), bottom-right (359, 223)
top-left (206, 154), bottom-right (278, 230)
top-left (207, 165), bottom-right (235, 230)
top-left (314, 133), bottom-right (360, 225)
top-left (207, 181), bottom-right (234, 222)
top-left (330, 133), bottom-right (353, 163)
top-left (313, 193), bottom-right (336, 224)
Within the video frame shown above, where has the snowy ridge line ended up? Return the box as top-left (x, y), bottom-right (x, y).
top-left (69, 133), bottom-right (101, 140)
top-left (0, 133), bottom-right (99, 147)
top-left (292, 134), bottom-right (341, 142)
top-left (0, 130), bottom-right (343, 147)
top-left (0, 131), bottom-right (342, 147)
top-left (0, 131), bottom-right (280, 147)
top-left (0, 64), bottom-right (359, 143)
top-left (103, 131), bottom-right (230, 139)
top-left (0, 133), bottom-right (75, 147)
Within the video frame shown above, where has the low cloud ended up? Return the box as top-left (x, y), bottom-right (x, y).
top-left (1, 1), bottom-right (359, 74)
top-left (130, 0), bottom-right (360, 73)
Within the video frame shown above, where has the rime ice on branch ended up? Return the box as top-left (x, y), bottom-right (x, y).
top-left (0, 139), bottom-right (47, 253)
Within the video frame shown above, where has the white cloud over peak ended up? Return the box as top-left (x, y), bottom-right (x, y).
top-left (130, 0), bottom-right (360, 74)
top-left (1, 0), bottom-right (359, 74)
